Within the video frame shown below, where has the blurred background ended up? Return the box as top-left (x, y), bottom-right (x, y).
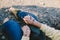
top-left (0, 0), bottom-right (60, 8)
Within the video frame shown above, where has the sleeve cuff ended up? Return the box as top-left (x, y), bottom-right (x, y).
top-left (40, 23), bottom-right (48, 32)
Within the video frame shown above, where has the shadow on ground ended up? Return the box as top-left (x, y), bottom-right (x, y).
top-left (0, 5), bottom-right (60, 40)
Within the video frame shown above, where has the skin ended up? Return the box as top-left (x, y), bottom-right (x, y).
top-left (22, 25), bottom-right (31, 37)
top-left (23, 15), bottom-right (41, 28)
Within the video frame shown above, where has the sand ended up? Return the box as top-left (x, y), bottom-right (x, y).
top-left (0, 0), bottom-right (60, 8)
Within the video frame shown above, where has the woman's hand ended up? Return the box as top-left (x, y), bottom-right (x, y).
top-left (22, 25), bottom-right (31, 37)
top-left (23, 15), bottom-right (37, 25)
top-left (23, 15), bottom-right (41, 28)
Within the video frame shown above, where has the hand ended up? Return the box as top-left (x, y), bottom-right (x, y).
top-left (23, 15), bottom-right (37, 25)
top-left (23, 15), bottom-right (41, 28)
top-left (22, 25), bottom-right (31, 37)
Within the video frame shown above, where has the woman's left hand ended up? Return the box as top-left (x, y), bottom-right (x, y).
top-left (22, 25), bottom-right (31, 37)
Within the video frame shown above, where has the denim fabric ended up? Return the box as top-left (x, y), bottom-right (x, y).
top-left (3, 20), bottom-right (23, 40)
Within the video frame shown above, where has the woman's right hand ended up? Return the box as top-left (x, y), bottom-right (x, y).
top-left (23, 15), bottom-right (41, 28)
top-left (23, 15), bottom-right (37, 25)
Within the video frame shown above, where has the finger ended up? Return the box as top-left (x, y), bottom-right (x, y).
top-left (23, 18), bottom-right (27, 23)
top-left (26, 25), bottom-right (30, 30)
top-left (23, 18), bottom-right (30, 24)
top-left (22, 25), bottom-right (30, 32)
top-left (24, 20), bottom-right (28, 24)
top-left (30, 16), bottom-right (34, 22)
top-left (30, 16), bottom-right (31, 19)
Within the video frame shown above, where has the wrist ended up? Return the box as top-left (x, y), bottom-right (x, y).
top-left (23, 34), bottom-right (30, 37)
top-left (22, 35), bottom-right (30, 40)
top-left (33, 20), bottom-right (37, 25)
top-left (33, 21), bottom-right (41, 28)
